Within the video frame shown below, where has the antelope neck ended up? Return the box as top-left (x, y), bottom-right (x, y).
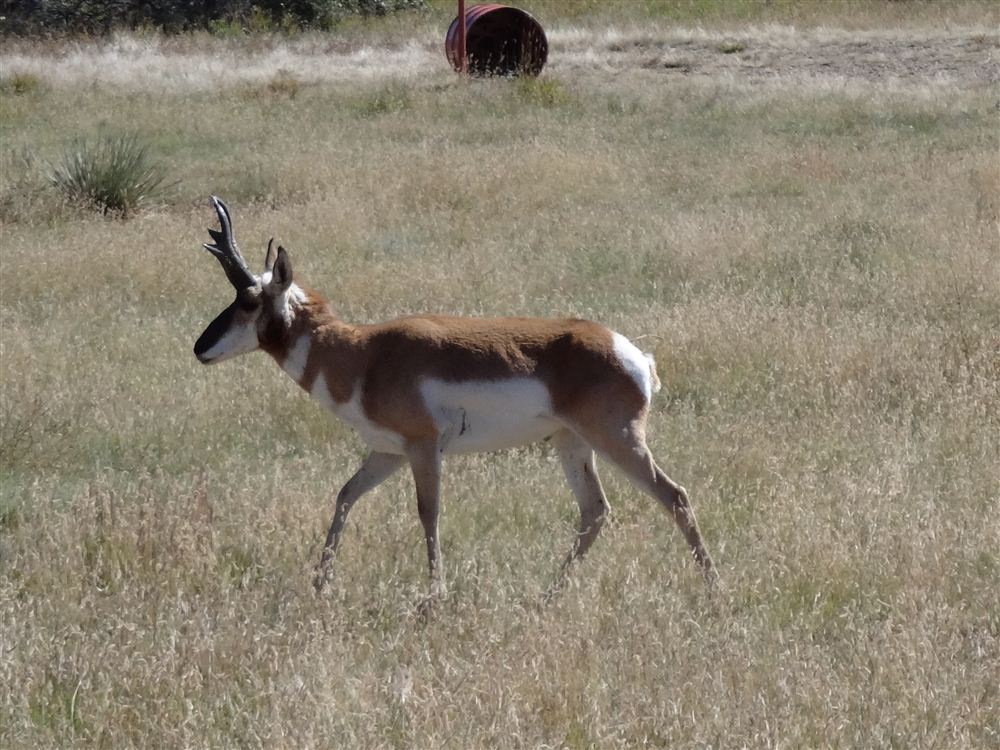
top-left (268, 289), bottom-right (360, 402)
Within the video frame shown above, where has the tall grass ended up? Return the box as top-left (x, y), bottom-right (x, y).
top-left (47, 133), bottom-right (170, 216)
top-left (1, 9), bottom-right (998, 749)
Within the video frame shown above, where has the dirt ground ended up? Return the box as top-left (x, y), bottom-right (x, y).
top-left (556, 28), bottom-right (1000, 86)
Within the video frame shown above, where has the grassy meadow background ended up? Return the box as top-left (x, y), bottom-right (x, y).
top-left (2, 1), bottom-right (999, 746)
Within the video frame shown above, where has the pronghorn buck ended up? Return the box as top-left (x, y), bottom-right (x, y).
top-left (194, 198), bottom-right (717, 599)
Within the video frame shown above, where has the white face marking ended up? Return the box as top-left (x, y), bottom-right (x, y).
top-left (311, 374), bottom-right (406, 454)
top-left (612, 332), bottom-right (655, 403)
top-left (419, 377), bottom-right (558, 454)
top-left (198, 318), bottom-right (259, 363)
top-left (281, 335), bottom-right (311, 383)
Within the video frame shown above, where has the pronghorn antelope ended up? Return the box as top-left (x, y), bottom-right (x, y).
top-left (194, 198), bottom-right (717, 599)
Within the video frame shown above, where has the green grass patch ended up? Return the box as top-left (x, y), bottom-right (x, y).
top-left (716, 39), bottom-right (746, 54)
top-left (513, 76), bottom-right (577, 109)
top-left (46, 133), bottom-right (172, 216)
top-left (0, 71), bottom-right (46, 96)
top-left (29, 673), bottom-right (86, 738)
top-left (353, 80), bottom-right (413, 117)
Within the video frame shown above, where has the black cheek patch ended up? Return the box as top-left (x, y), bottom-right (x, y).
top-left (194, 302), bottom-right (237, 358)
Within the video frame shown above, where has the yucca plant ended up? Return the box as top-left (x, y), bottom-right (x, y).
top-left (48, 134), bottom-right (169, 216)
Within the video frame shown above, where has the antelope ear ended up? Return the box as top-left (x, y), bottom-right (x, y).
top-left (263, 238), bottom-right (277, 273)
top-left (267, 246), bottom-right (293, 293)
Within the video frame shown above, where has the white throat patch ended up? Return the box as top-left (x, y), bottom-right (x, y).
top-left (282, 334), bottom-right (311, 384)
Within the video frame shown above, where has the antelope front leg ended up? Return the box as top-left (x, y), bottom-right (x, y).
top-left (315, 451), bottom-right (405, 592)
top-left (405, 439), bottom-right (446, 603)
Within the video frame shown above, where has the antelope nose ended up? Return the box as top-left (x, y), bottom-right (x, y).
top-left (193, 342), bottom-right (213, 364)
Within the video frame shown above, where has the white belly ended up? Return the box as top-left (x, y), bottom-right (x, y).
top-left (420, 377), bottom-right (560, 454)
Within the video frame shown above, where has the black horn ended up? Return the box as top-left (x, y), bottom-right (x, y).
top-left (202, 196), bottom-right (257, 290)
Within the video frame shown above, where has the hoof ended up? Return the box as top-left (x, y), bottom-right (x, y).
top-left (313, 565), bottom-right (335, 595)
top-left (703, 564), bottom-right (722, 594)
top-left (415, 586), bottom-right (447, 621)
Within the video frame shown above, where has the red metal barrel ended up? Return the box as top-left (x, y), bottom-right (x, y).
top-left (445, 4), bottom-right (548, 77)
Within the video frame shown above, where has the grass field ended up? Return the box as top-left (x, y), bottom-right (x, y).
top-left (2, 2), bottom-right (999, 747)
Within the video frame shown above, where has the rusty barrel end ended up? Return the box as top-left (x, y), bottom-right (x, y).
top-left (445, 3), bottom-right (548, 77)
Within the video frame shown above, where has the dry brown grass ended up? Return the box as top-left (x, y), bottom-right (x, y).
top-left (2, 5), bottom-right (999, 748)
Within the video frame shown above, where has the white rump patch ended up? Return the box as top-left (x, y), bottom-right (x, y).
top-left (311, 374), bottom-right (406, 454)
top-left (281, 334), bottom-right (311, 384)
top-left (612, 332), bottom-right (656, 403)
top-left (645, 352), bottom-right (662, 394)
top-left (419, 377), bottom-right (559, 454)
